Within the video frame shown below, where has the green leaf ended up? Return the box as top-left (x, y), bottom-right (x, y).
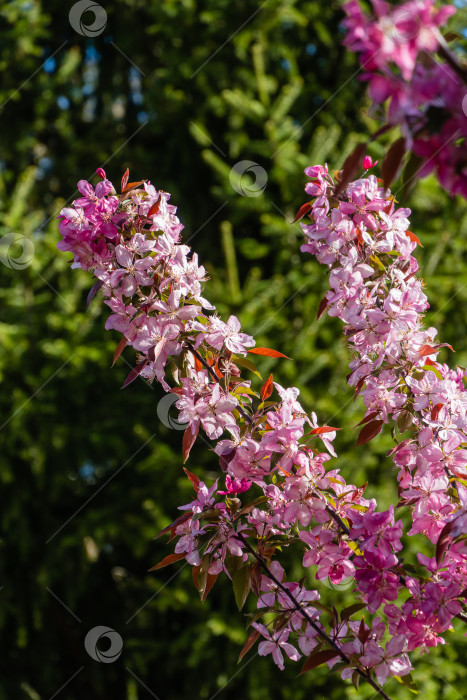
top-left (370, 254), bottom-right (385, 272)
top-left (233, 355), bottom-right (263, 380)
top-left (224, 552), bottom-right (243, 579)
top-left (232, 386), bottom-right (259, 398)
top-left (233, 565), bottom-right (252, 611)
top-left (394, 673), bottom-right (420, 694)
top-left (422, 364), bottom-right (443, 380)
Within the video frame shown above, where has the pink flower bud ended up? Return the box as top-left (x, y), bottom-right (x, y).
top-left (362, 156), bottom-right (378, 170)
top-left (96, 167), bottom-right (106, 179)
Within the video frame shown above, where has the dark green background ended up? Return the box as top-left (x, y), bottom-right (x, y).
top-left (1, 1), bottom-right (467, 698)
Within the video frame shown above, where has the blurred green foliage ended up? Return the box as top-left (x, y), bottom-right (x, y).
top-left (1, 1), bottom-right (467, 699)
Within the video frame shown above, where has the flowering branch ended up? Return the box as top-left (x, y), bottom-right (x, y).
top-left (57, 165), bottom-right (465, 694)
top-left (236, 533), bottom-right (393, 700)
top-left (342, 0), bottom-right (467, 197)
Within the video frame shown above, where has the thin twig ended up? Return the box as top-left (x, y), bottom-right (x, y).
top-left (236, 533), bottom-right (393, 700)
top-left (185, 342), bottom-right (353, 534)
top-left (187, 335), bottom-right (467, 633)
top-left (184, 341), bottom-right (254, 425)
top-left (436, 31), bottom-right (467, 85)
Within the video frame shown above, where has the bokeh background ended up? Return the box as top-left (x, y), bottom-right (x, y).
top-left (2, 1), bottom-right (467, 698)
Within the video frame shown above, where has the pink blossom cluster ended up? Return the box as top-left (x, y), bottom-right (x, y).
top-left (342, 0), bottom-right (467, 198)
top-left (58, 167), bottom-right (467, 695)
top-left (300, 161), bottom-right (467, 646)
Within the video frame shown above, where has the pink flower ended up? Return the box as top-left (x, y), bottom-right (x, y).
top-left (360, 635), bottom-right (412, 685)
top-left (112, 244), bottom-right (156, 296)
top-left (362, 155), bottom-right (378, 170)
top-left (316, 554), bottom-right (355, 584)
top-left (252, 623), bottom-right (301, 670)
top-left (422, 582), bottom-right (462, 630)
top-left (196, 384), bottom-right (238, 440)
top-left (205, 315), bottom-right (255, 355)
top-left (218, 475), bottom-right (252, 496)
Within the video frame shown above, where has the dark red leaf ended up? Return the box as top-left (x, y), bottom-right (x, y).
top-left (238, 629), bottom-right (261, 663)
top-left (317, 296), bottom-right (328, 320)
top-left (431, 403), bottom-right (444, 420)
top-left (293, 202), bottom-right (312, 223)
top-left (382, 137), bottom-right (406, 188)
top-left (250, 562), bottom-right (262, 596)
top-left (418, 344), bottom-right (437, 357)
top-left (201, 572), bottom-right (218, 602)
top-left (189, 351), bottom-right (204, 372)
top-left (436, 520), bottom-right (454, 566)
top-left (122, 179), bottom-right (146, 194)
top-left (353, 376), bottom-right (366, 400)
top-left (147, 195), bottom-right (162, 217)
top-left (192, 565), bottom-right (201, 590)
top-left (147, 337), bottom-right (168, 363)
top-left (149, 552), bottom-right (186, 571)
top-left (219, 449), bottom-right (236, 473)
top-left (356, 411), bottom-right (380, 427)
top-left (406, 230), bottom-right (423, 247)
top-left (310, 426), bottom-right (341, 435)
top-left (387, 438), bottom-right (412, 458)
top-left (356, 419), bottom-right (384, 446)
top-left (261, 374), bottom-right (274, 401)
top-left (300, 649), bottom-right (339, 675)
top-left (154, 513), bottom-right (191, 541)
top-left (112, 337), bottom-right (127, 367)
top-left (335, 143), bottom-right (367, 196)
top-left (121, 359), bottom-right (148, 388)
top-left (341, 603), bottom-right (366, 620)
top-left (182, 422), bottom-right (199, 463)
top-left (121, 168), bottom-right (129, 191)
top-left (86, 280), bottom-right (103, 308)
top-left (183, 467), bottom-right (200, 492)
top-left (248, 347), bottom-right (290, 359)
top-left (359, 628), bottom-right (370, 645)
